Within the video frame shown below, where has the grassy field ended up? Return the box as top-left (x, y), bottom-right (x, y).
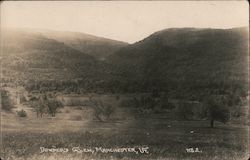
top-left (1, 91), bottom-right (249, 160)
top-left (1, 107), bottom-right (249, 160)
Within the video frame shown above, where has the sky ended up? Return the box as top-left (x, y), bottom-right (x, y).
top-left (1, 1), bottom-right (249, 43)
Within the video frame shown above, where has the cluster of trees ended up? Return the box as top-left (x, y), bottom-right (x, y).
top-left (21, 76), bottom-right (247, 104)
top-left (24, 79), bottom-right (111, 93)
top-left (120, 89), bottom-right (246, 128)
top-left (31, 94), bottom-right (63, 118)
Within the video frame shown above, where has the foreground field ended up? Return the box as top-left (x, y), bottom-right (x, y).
top-left (1, 110), bottom-right (249, 160)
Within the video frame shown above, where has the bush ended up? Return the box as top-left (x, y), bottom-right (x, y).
top-left (17, 109), bottom-right (27, 117)
top-left (70, 115), bottom-right (82, 121)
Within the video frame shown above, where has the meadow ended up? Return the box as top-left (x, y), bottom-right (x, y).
top-left (1, 102), bottom-right (249, 160)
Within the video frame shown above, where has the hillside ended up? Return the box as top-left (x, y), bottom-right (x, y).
top-left (37, 29), bottom-right (129, 60)
top-left (108, 27), bottom-right (249, 97)
top-left (1, 29), bottom-right (114, 92)
top-left (1, 27), bottom-right (248, 96)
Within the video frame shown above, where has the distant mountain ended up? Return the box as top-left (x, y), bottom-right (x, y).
top-left (36, 29), bottom-right (129, 60)
top-left (108, 27), bottom-right (249, 96)
top-left (1, 29), bottom-right (107, 84)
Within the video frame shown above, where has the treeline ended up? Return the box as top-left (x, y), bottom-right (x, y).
top-left (23, 78), bottom-right (247, 100)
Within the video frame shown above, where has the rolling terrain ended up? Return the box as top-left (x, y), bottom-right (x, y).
top-left (1, 27), bottom-right (249, 160)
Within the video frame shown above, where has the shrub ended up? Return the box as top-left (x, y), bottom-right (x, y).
top-left (70, 115), bottom-right (82, 121)
top-left (17, 109), bottom-right (27, 117)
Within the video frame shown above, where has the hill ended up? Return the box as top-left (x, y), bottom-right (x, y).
top-left (108, 27), bottom-right (249, 98)
top-left (1, 27), bottom-right (248, 96)
top-left (1, 28), bottom-right (115, 92)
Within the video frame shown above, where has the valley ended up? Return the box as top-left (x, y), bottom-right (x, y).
top-left (1, 27), bottom-right (249, 160)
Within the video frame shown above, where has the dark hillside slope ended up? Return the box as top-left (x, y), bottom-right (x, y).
top-left (108, 27), bottom-right (249, 97)
top-left (1, 29), bottom-right (110, 92)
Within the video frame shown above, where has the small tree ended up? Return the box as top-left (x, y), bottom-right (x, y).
top-left (88, 96), bottom-right (114, 122)
top-left (33, 100), bottom-right (46, 118)
top-left (47, 98), bottom-right (63, 117)
top-left (203, 95), bottom-right (230, 128)
top-left (1, 89), bottom-right (14, 111)
top-left (32, 94), bottom-right (48, 118)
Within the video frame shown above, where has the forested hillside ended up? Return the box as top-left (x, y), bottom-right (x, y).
top-left (1, 27), bottom-right (248, 98)
top-left (108, 27), bottom-right (249, 99)
top-left (1, 29), bottom-right (114, 93)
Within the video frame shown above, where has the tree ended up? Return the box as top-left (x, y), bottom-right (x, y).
top-left (203, 95), bottom-right (230, 128)
top-left (1, 89), bottom-right (14, 111)
top-left (33, 98), bottom-right (46, 118)
top-left (88, 96), bottom-right (115, 122)
top-left (47, 98), bottom-right (63, 117)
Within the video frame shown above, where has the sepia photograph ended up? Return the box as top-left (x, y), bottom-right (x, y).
top-left (0, 1), bottom-right (249, 160)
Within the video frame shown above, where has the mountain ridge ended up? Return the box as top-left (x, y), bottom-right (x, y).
top-left (2, 27), bottom-right (129, 60)
top-left (1, 27), bottom-right (248, 96)
top-left (107, 27), bottom-right (248, 96)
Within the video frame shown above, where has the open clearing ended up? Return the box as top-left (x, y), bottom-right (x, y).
top-left (1, 107), bottom-right (249, 160)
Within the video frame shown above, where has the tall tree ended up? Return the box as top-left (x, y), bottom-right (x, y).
top-left (203, 95), bottom-right (230, 128)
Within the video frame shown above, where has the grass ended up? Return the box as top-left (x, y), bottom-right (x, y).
top-left (1, 93), bottom-right (249, 160)
top-left (1, 114), bottom-right (249, 160)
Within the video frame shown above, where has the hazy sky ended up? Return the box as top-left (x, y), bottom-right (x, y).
top-left (1, 1), bottom-right (248, 43)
